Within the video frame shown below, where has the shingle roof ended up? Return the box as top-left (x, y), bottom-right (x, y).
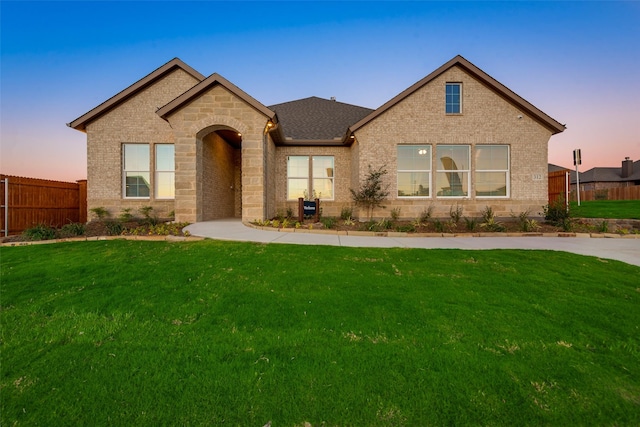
top-left (548, 163), bottom-right (570, 173)
top-left (269, 96), bottom-right (373, 142)
top-left (570, 160), bottom-right (640, 184)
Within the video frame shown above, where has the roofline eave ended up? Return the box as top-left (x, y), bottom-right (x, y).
top-left (350, 55), bottom-right (566, 135)
top-left (156, 73), bottom-right (275, 121)
top-left (68, 58), bottom-right (205, 132)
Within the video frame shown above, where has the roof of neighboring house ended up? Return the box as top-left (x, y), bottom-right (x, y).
top-left (268, 97), bottom-right (374, 144)
top-left (570, 160), bottom-right (640, 184)
top-left (548, 163), bottom-right (570, 172)
top-left (156, 73), bottom-right (275, 120)
top-left (350, 55), bottom-right (566, 135)
top-left (68, 58), bottom-right (205, 132)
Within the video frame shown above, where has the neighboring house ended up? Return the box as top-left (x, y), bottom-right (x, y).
top-left (68, 55), bottom-right (565, 223)
top-left (570, 158), bottom-right (640, 192)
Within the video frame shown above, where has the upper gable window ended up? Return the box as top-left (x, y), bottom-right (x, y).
top-left (445, 83), bottom-right (461, 114)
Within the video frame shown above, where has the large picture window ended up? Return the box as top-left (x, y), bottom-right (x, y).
top-left (475, 145), bottom-right (509, 197)
top-left (123, 144), bottom-right (150, 198)
top-left (155, 144), bottom-right (175, 199)
top-left (436, 145), bottom-right (469, 197)
top-left (287, 155), bottom-right (334, 200)
top-left (397, 145), bottom-right (431, 197)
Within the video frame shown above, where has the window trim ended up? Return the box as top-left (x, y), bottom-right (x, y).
top-left (397, 144), bottom-right (432, 198)
top-left (122, 143), bottom-right (151, 199)
top-left (445, 82), bottom-right (462, 114)
top-left (435, 144), bottom-right (470, 198)
top-left (475, 144), bottom-right (510, 199)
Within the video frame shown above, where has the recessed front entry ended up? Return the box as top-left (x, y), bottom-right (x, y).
top-left (198, 126), bottom-right (242, 221)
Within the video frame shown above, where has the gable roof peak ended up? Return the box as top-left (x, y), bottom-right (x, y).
top-left (68, 57), bottom-right (205, 131)
top-left (350, 55), bottom-right (566, 135)
top-left (156, 71), bottom-right (275, 120)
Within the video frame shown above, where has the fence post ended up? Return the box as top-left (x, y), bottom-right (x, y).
top-left (1, 177), bottom-right (7, 236)
top-left (77, 180), bottom-right (87, 223)
top-left (298, 197), bottom-right (304, 223)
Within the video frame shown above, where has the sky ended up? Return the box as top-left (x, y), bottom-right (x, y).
top-left (1, 1), bottom-right (639, 182)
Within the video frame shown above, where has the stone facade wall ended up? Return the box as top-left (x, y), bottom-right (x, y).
top-left (275, 146), bottom-right (352, 218)
top-left (84, 69), bottom-right (200, 220)
top-left (353, 65), bottom-right (554, 220)
top-left (164, 84), bottom-right (270, 223)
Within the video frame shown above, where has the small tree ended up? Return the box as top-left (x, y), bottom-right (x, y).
top-left (350, 165), bottom-right (389, 221)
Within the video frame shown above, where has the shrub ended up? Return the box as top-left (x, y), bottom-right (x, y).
top-left (286, 207), bottom-right (294, 219)
top-left (60, 222), bottom-right (86, 237)
top-left (513, 210), bottom-right (540, 232)
top-left (597, 220), bottom-right (609, 233)
top-left (464, 217), bottom-right (478, 232)
top-left (417, 205), bottom-right (434, 225)
top-left (543, 197), bottom-right (571, 226)
top-left (105, 220), bottom-right (124, 236)
top-left (119, 208), bottom-right (134, 222)
top-left (340, 206), bottom-right (353, 221)
top-left (23, 223), bottom-right (57, 241)
top-left (377, 218), bottom-right (393, 230)
top-left (89, 207), bottom-right (109, 220)
top-left (342, 217), bottom-right (355, 226)
top-left (433, 219), bottom-right (445, 232)
top-left (480, 206), bottom-right (505, 232)
top-left (390, 208), bottom-right (401, 222)
top-left (139, 206), bottom-right (158, 226)
top-left (321, 217), bottom-right (336, 229)
top-left (395, 224), bottom-right (416, 233)
top-left (449, 204), bottom-right (463, 225)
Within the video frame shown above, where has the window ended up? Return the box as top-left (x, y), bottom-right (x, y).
top-left (287, 155), bottom-right (334, 200)
top-left (436, 145), bottom-right (469, 197)
top-left (476, 145), bottom-right (509, 197)
top-left (123, 144), bottom-right (150, 198)
top-left (155, 144), bottom-right (175, 199)
top-left (446, 83), bottom-right (461, 114)
top-left (397, 145), bottom-right (431, 197)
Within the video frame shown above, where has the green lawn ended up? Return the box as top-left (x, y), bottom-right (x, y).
top-left (2, 240), bottom-right (639, 426)
top-left (571, 200), bottom-right (640, 219)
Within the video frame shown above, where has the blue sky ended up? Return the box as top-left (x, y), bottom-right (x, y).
top-left (2, 1), bottom-right (639, 181)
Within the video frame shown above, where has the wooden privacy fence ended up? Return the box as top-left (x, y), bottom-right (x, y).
top-left (1, 175), bottom-right (87, 236)
top-left (548, 170), bottom-right (569, 204)
top-left (571, 186), bottom-right (640, 202)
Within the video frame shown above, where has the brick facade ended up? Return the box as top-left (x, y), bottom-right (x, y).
top-left (352, 66), bottom-right (553, 219)
top-left (75, 57), bottom-right (562, 224)
top-left (85, 68), bottom-right (199, 219)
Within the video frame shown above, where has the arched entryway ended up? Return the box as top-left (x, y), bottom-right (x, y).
top-left (196, 125), bottom-right (242, 221)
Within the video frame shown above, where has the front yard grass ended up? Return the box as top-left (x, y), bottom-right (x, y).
top-left (571, 200), bottom-right (640, 219)
top-left (2, 240), bottom-right (639, 425)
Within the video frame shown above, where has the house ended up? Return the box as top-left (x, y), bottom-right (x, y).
top-left (570, 158), bottom-right (640, 192)
top-left (68, 55), bottom-right (565, 223)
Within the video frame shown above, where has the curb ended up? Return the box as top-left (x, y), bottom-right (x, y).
top-left (243, 222), bottom-right (640, 239)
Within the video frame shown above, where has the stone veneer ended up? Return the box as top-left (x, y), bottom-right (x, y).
top-left (163, 85), bottom-right (271, 223)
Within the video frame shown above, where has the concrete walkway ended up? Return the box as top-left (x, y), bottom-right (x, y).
top-left (185, 219), bottom-right (640, 267)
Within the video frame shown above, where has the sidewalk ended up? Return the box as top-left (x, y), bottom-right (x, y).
top-left (185, 219), bottom-right (640, 267)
